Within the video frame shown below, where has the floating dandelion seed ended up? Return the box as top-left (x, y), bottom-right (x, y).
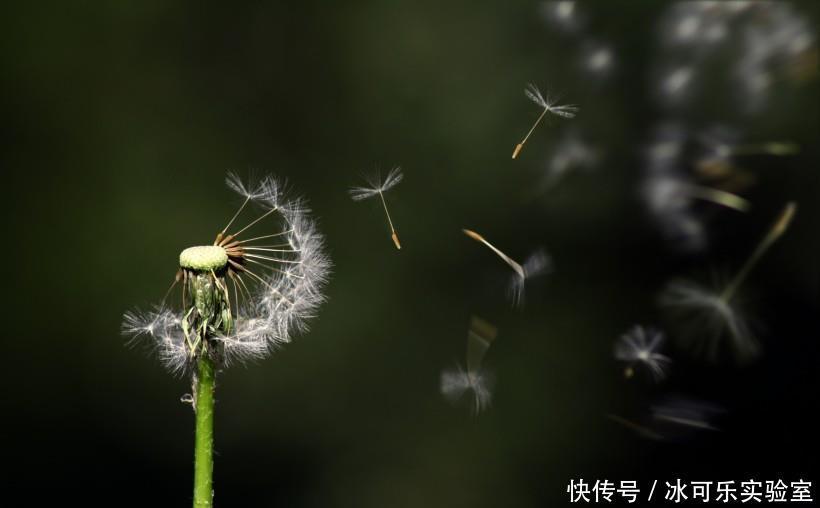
top-left (535, 129), bottom-right (599, 193)
top-left (349, 166), bottom-right (404, 249)
top-left (122, 173), bottom-right (330, 507)
top-left (644, 174), bottom-right (751, 214)
top-left (614, 326), bottom-right (671, 382)
top-left (642, 124), bottom-right (755, 253)
top-left (609, 397), bottom-right (723, 441)
top-left (661, 202), bottom-right (796, 362)
top-left (652, 396), bottom-right (723, 433)
top-left (462, 229), bottom-right (551, 306)
top-left (606, 414), bottom-right (663, 441)
top-left (441, 316), bottom-right (498, 414)
top-left (696, 127), bottom-right (800, 178)
top-left (539, 1), bottom-right (583, 33)
top-left (512, 84), bottom-right (578, 159)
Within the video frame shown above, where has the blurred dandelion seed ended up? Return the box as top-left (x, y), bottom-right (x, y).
top-left (652, 396), bottom-right (723, 433)
top-left (614, 326), bottom-right (671, 382)
top-left (512, 84), bottom-right (578, 159)
top-left (441, 316), bottom-right (498, 414)
top-left (462, 229), bottom-right (551, 306)
top-left (661, 202), bottom-right (796, 361)
top-left (606, 414), bottom-right (664, 441)
top-left (349, 166), bottom-right (404, 249)
top-left (535, 129), bottom-right (599, 193)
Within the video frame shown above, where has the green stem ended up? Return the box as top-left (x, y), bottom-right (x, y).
top-left (193, 353), bottom-right (216, 508)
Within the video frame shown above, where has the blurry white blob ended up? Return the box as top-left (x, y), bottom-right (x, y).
top-left (538, 129), bottom-right (599, 192)
top-left (580, 41), bottom-right (615, 78)
top-left (539, 1), bottom-right (582, 33)
top-left (659, 66), bottom-right (694, 104)
top-left (441, 316), bottom-right (498, 414)
top-left (614, 325), bottom-right (671, 382)
top-left (654, 0), bottom-right (816, 113)
top-left (462, 229), bottom-right (552, 307)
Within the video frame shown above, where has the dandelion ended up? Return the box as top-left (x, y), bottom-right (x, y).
top-left (614, 326), bottom-right (671, 382)
top-left (441, 316), bottom-right (498, 414)
top-left (462, 229), bottom-right (551, 306)
top-left (349, 166), bottom-right (404, 249)
top-left (122, 173), bottom-right (330, 508)
top-left (660, 202), bottom-right (796, 362)
top-left (512, 84), bottom-right (578, 159)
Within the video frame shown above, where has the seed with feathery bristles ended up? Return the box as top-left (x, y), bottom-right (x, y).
top-left (512, 83), bottom-right (578, 159)
top-left (462, 229), bottom-right (551, 307)
top-left (441, 316), bottom-right (498, 415)
top-left (349, 166), bottom-right (404, 249)
top-left (660, 202), bottom-right (796, 362)
top-left (651, 396), bottom-right (723, 433)
top-left (614, 326), bottom-right (671, 382)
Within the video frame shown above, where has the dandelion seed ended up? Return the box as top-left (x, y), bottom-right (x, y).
top-left (462, 229), bottom-right (551, 306)
top-left (441, 316), bottom-right (498, 415)
top-left (614, 326), bottom-right (671, 382)
top-left (606, 414), bottom-right (664, 441)
top-left (349, 166), bottom-right (404, 249)
top-left (537, 129), bottom-right (599, 191)
top-left (642, 124), bottom-right (753, 252)
top-left (512, 84), bottom-right (578, 159)
top-left (122, 173), bottom-right (331, 507)
top-left (507, 250), bottom-right (551, 307)
top-left (581, 42), bottom-right (615, 78)
top-left (539, 1), bottom-right (583, 33)
top-left (660, 202), bottom-right (796, 361)
top-left (696, 127), bottom-right (799, 177)
top-left (652, 396), bottom-right (723, 433)
top-left (609, 397), bottom-right (723, 442)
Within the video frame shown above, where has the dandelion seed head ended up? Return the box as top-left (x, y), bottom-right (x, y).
top-left (122, 173), bottom-right (331, 373)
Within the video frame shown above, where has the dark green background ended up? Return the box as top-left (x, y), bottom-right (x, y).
top-left (2, 1), bottom-right (818, 506)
